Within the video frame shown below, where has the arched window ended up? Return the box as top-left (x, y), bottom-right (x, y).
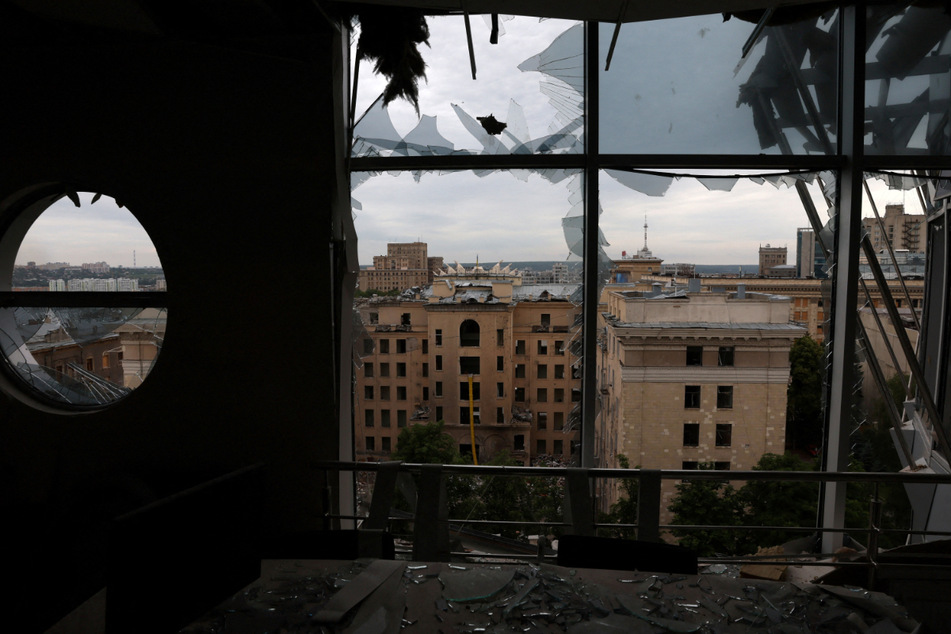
top-left (459, 319), bottom-right (480, 347)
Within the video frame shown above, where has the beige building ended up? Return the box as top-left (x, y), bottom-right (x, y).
top-left (597, 289), bottom-right (806, 522)
top-left (354, 266), bottom-right (580, 464)
top-left (357, 241), bottom-right (445, 293)
top-left (634, 275), bottom-right (923, 343)
top-left (759, 244), bottom-right (788, 276)
top-left (863, 204), bottom-right (926, 254)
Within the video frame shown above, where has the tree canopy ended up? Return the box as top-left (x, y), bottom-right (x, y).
top-left (786, 335), bottom-right (826, 453)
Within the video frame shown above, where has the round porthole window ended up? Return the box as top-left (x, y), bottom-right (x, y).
top-left (0, 190), bottom-right (167, 409)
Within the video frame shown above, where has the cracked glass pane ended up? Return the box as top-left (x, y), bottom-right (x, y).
top-left (0, 306), bottom-right (165, 406)
top-left (599, 8), bottom-right (839, 154)
top-left (595, 170), bottom-right (832, 537)
top-left (2, 191), bottom-right (167, 408)
top-left (865, 4), bottom-right (951, 155)
top-left (350, 169), bottom-right (582, 466)
top-left (352, 16), bottom-right (583, 158)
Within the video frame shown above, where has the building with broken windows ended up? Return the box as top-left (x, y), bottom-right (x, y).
top-left (7, 2), bottom-right (951, 631)
top-left (598, 289), bottom-right (806, 520)
top-left (354, 265), bottom-right (580, 464)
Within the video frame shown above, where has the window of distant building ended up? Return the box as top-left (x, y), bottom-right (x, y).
top-left (380, 386), bottom-right (390, 400)
top-left (554, 340), bottom-right (564, 356)
top-left (366, 437), bottom-right (375, 452)
top-left (515, 387), bottom-right (525, 402)
top-left (460, 407), bottom-right (480, 424)
top-left (554, 364), bottom-right (565, 379)
top-left (553, 439), bottom-right (563, 454)
top-left (497, 407), bottom-right (504, 423)
top-left (537, 340), bottom-right (548, 355)
top-left (435, 381), bottom-right (443, 397)
top-left (381, 437), bottom-right (391, 453)
top-left (514, 434), bottom-right (525, 451)
top-left (397, 410), bottom-right (407, 427)
top-left (364, 385), bottom-right (373, 400)
top-left (554, 388), bottom-right (564, 402)
top-left (497, 329), bottom-right (504, 346)
top-left (682, 461), bottom-right (698, 470)
top-left (497, 356), bottom-right (504, 371)
top-left (396, 362), bottom-right (406, 377)
top-left (364, 362), bottom-right (374, 378)
top-left (435, 355), bottom-right (442, 371)
top-left (684, 385), bottom-right (701, 409)
top-left (537, 364), bottom-right (548, 379)
top-left (460, 381), bottom-right (480, 400)
top-left (381, 410), bottom-right (391, 427)
top-left (460, 356), bottom-right (480, 375)
top-left (718, 346), bottom-right (735, 367)
top-left (541, 314), bottom-right (550, 329)
top-left (537, 388), bottom-right (548, 402)
top-left (716, 423), bottom-right (732, 447)
top-left (537, 439), bottom-right (546, 454)
top-left (380, 363), bottom-right (390, 377)
top-left (554, 412), bottom-right (564, 430)
top-left (379, 339), bottom-right (389, 354)
top-left (435, 329), bottom-right (442, 346)
top-left (714, 461), bottom-right (731, 471)
top-left (397, 386), bottom-right (407, 400)
top-left (683, 423), bottom-right (700, 446)
top-left (460, 320), bottom-right (480, 347)
top-left (364, 410), bottom-right (374, 427)
top-left (538, 412), bottom-right (548, 429)
top-left (686, 346), bottom-right (703, 366)
top-left (0, 190), bottom-right (167, 410)
top-left (396, 339), bottom-right (406, 353)
top-left (717, 386), bottom-right (733, 409)
top-left (515, 340), bottom-right (526, 355)
top-left (515, 364), bottom-right (526, 378)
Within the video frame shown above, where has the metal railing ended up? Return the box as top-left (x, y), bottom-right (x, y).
top-left (316, 460), bottom-right (951, 587)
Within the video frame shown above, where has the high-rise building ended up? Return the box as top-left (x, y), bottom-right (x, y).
top-left (358, 242), bottom-right (443, 293)
top-left (796, 228), bottom-right (828, 279)
top-left (863, 204), bottom-right (926, 254)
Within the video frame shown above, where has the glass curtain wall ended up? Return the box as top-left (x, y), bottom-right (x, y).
top-left (348, 3), bottom-right (951, 551)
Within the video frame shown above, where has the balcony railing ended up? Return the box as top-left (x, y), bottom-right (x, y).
top-left (318, 460), bottom-right (951, 588)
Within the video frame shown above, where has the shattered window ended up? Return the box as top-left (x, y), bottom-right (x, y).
top-left (0, 192), bottom-right (166, 409)
top-left (864, 4), bottom-right (951, 155)
top-left (599, 9), bottom-right (839, 154)
top-left (352, 16), bottom-right (583, 158)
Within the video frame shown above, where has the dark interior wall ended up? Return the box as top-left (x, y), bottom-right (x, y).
top-left (0, 14), bottom-right (340, 629)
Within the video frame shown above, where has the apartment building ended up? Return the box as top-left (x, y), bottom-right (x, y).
top-left (597, 289), bottom-right (806, 521)
top-left (354, 268), bottom-right (580, 464)
top-left (357, 241), bottom-right (445, 293)
top-left (863, 204), bottom-right (926, 255)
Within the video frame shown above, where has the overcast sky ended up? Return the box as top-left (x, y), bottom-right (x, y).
top-left (351, 13), bottom-right (914, 266)
top-left (15, 193), bottom-right (161, 268)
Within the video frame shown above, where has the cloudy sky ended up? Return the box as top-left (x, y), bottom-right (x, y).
top-left (14, 12), bottom-right (916, 270)
top-left (351, 13), bottom-right (913, 266)
top-left (16, 192), bottom-right (161, 268)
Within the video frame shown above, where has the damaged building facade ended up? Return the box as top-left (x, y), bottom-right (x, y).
top-left (6, 1), bottom-right (951, 631)
top-left (598, 289), bottom-right (805, 520)
top-left (354, 263), bottom-right (580, 464)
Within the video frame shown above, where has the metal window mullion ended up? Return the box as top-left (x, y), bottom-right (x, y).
top-left (581, 20), bottom-right (599, 469)
top-left (821, 4), bottom-right (865, 554)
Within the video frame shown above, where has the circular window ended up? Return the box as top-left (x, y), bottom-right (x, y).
top-left (0, 190), bottom-right (167, 409)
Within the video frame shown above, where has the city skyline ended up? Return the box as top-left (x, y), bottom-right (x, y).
top-left (13, 192), bottom-right (162, 269)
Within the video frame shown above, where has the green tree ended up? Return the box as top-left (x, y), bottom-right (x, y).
top-left (393, 420), bottom-right (462, 464)
top-left (669, 465), bottom-right (747, 556)
top-left (787, 335), bottom-right (826, 453)
top-left (739, 453), bottom-right (819, 550)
